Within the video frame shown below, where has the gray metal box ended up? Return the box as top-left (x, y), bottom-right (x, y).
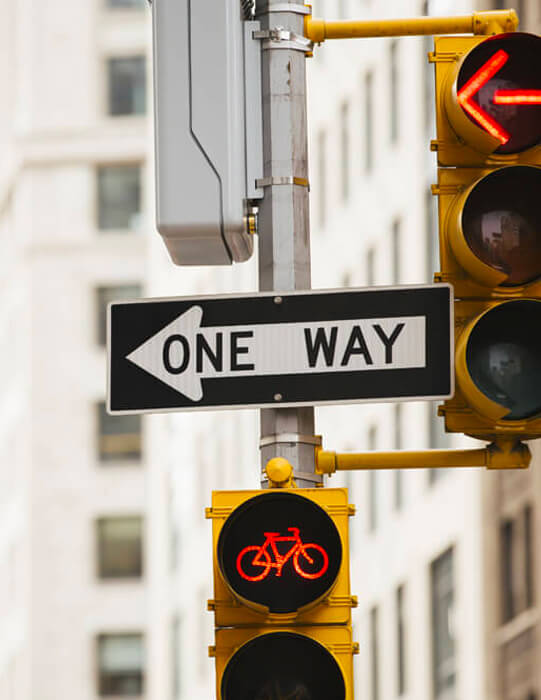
top-left (152, 0), bottom-right (262, 265)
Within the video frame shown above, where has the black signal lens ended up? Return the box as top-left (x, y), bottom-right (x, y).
top-left (466, 300), bottom-right (541, 419)
top-left (221, 632), bottom-right (346, 700)
top-left (456, 33), bottom-right (541, 154)
top-left (462, 166), bottom-right (541, 286)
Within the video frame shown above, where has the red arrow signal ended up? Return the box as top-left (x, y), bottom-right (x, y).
top-left (493, 89), bottom-right (541, 105)
top-left (457, 49), bottom-right (511, 144)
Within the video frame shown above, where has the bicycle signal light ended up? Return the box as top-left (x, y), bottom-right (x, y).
top-left (217, 492), bottom-right (341, 614)
top-left (207, 483), bottom-right (357, 700)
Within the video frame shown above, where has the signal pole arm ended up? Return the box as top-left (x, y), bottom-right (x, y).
top-left (304, 10), bottom-right (519, 43)
top-left (316, 439), bottom-right (531, 474)
top-left (256, 0), bottom-right (321, 488)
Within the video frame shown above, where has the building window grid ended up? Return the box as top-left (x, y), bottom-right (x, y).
top-left (97, 401), bottom-right (142, 462)
top-left (107, 56), bottom-right (146, 117)
top-left (97, 516), bottom-right (143, 580)
top-left (97, 633), bottom-right (145, 697)
top-left (396, 584), bottom-right (407, 696)
top-left (97, 164), bottom-right (142, 232)
top-left (500, 505), bottom-right (535, 624)
top-left (431, 547), bottom-right (456, 700)
top-left (96, 284), bottom-right (142, 346)
top-left (370, 606), bottom-right (380, 700)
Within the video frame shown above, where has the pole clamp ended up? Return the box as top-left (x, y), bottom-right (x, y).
top-left (255, 3), bottom-right (311, 15)
top-left (261, 469), bottom-right (322, 484)
top-left (253, 28), bottom-right (313, 52)
top-left (255, 175), bottom-right (310, 189)
top-left (260, 433), bottom-right (322, 447)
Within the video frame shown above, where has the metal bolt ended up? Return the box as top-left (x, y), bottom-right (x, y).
top-left (274, 393), bottom-right (283, 401)
top-left (274, 296), bottom-right (283, 304)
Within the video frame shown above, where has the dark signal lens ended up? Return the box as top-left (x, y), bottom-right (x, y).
top-left (457, 33), bottom-right (541, 154)
top-left (462, 166), bottom-right (541, 285)
top-left (466, 300), bottom-right (541, 419)
top-left (221, 632), bottom-right (346, 700)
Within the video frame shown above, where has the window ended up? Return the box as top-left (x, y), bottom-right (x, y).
top-left (107, 56), bottom-right (146, 116)
top-left (364, 71), bottom-right (374, 173)
top-left (500, 505), bottom-right (535, 623)
top-left (394, 404), bottom-right (403, 510)
top-left (431, 547), bottom-right (456, 700)
top-left (317, 130), bottom-right (327, 228)
top-left (98, 633), bottom-right (144, 696)
top-left (396, 584), bottom-right (406, 695)
top-left (107, 0), bottom-right (146, 7)
top-left (96, 284), bottom-right (142, 346)
top-left (97, 164), bottom-right (142, 231)
top-left (97, 516), bottom-right (143, 579)
top-left (370, 606), bottom-right (380, 700)
top-left (391, 217), bottom-right (401, 284)
top-left (390, 40), bottom-right (399, 143)
top-left (171, 616), bottom-right (181, 699)
top-left (97, 401), bottom-right (142, 462)
top-left (340, 101), bottom-right (350, 202)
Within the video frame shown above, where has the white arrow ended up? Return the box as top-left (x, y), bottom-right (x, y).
top-left (125, 306), bottom-right (426, 402)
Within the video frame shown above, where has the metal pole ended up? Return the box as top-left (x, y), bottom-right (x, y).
top-left (256, 0), bottom-right (322, 488)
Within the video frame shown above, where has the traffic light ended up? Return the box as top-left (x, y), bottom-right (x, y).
top-left (151, 0), bottom-right (263, 265)
top-left (432, 32), bottom-right (541, 442)
top-left (207, 459), bottom-right (358, 700)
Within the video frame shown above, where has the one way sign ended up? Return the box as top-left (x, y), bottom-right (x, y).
top-left (107, 285), bottom-right (453, 414)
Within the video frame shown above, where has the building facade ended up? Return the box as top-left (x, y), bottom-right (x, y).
top-left (0, 0), bottom-right (151, 698)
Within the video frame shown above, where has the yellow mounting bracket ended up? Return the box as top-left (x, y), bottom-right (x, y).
top-left (316, 438), bottom-right (531, 473)
top-left (265, 457), bottom-right (298, 488)
top-left (304, 10), bottom-right (518, 43)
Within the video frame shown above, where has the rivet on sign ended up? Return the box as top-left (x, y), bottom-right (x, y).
top-left (274, 296), bottom-right (283, 304)
top-left (274, 393), bottom-right (283, 401)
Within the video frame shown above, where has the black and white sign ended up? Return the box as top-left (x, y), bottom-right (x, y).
top-left (107, 285), bottom-right (453, 414)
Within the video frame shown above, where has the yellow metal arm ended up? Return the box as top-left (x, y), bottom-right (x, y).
top-left (305, 10), bottom-right (519, 43)
top-left (316, 438), bottom-right (531, 473)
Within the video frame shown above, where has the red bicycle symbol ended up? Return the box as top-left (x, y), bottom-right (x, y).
top-left (236, 527), bottom-right (329, 582)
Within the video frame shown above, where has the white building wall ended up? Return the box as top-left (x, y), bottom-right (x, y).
top-left (0, 0), bottom-right (151, 698)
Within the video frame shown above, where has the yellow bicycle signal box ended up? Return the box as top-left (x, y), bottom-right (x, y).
top-left (206, 487), bottom-right (356, 627)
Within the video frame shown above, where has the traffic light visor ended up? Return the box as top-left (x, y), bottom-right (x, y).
top-left (217, 492), bottom-right (342, 614)
top-left (447, 33), bottom-right (541, 156)
top-left (456, 166), bottom-right (541, 287)
top-left (220, 631), bottom-right (346, 700)
top-left (461, 300), bottom-right (541, 420)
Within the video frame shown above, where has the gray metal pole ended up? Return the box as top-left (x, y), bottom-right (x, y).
top-left (255, 0), bottom-right (322, 488)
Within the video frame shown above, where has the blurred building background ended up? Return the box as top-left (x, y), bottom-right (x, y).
top-left (0, 1), bottom-right (539, 700)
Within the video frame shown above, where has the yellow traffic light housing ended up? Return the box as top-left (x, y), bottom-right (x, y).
top-left (432, 31), bottom-right (541, 443)
top-left (433, 33), bottom-right (541, 165)
top-left (207, 460), bottom-right (357, 700)
top-left (210, 626), bottom-right (357, 700)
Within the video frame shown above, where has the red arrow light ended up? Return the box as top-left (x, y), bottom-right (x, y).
top-left (457, 49), bottom-right (511, 144)
top-left (493, 89), bottom-right (541, 105)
